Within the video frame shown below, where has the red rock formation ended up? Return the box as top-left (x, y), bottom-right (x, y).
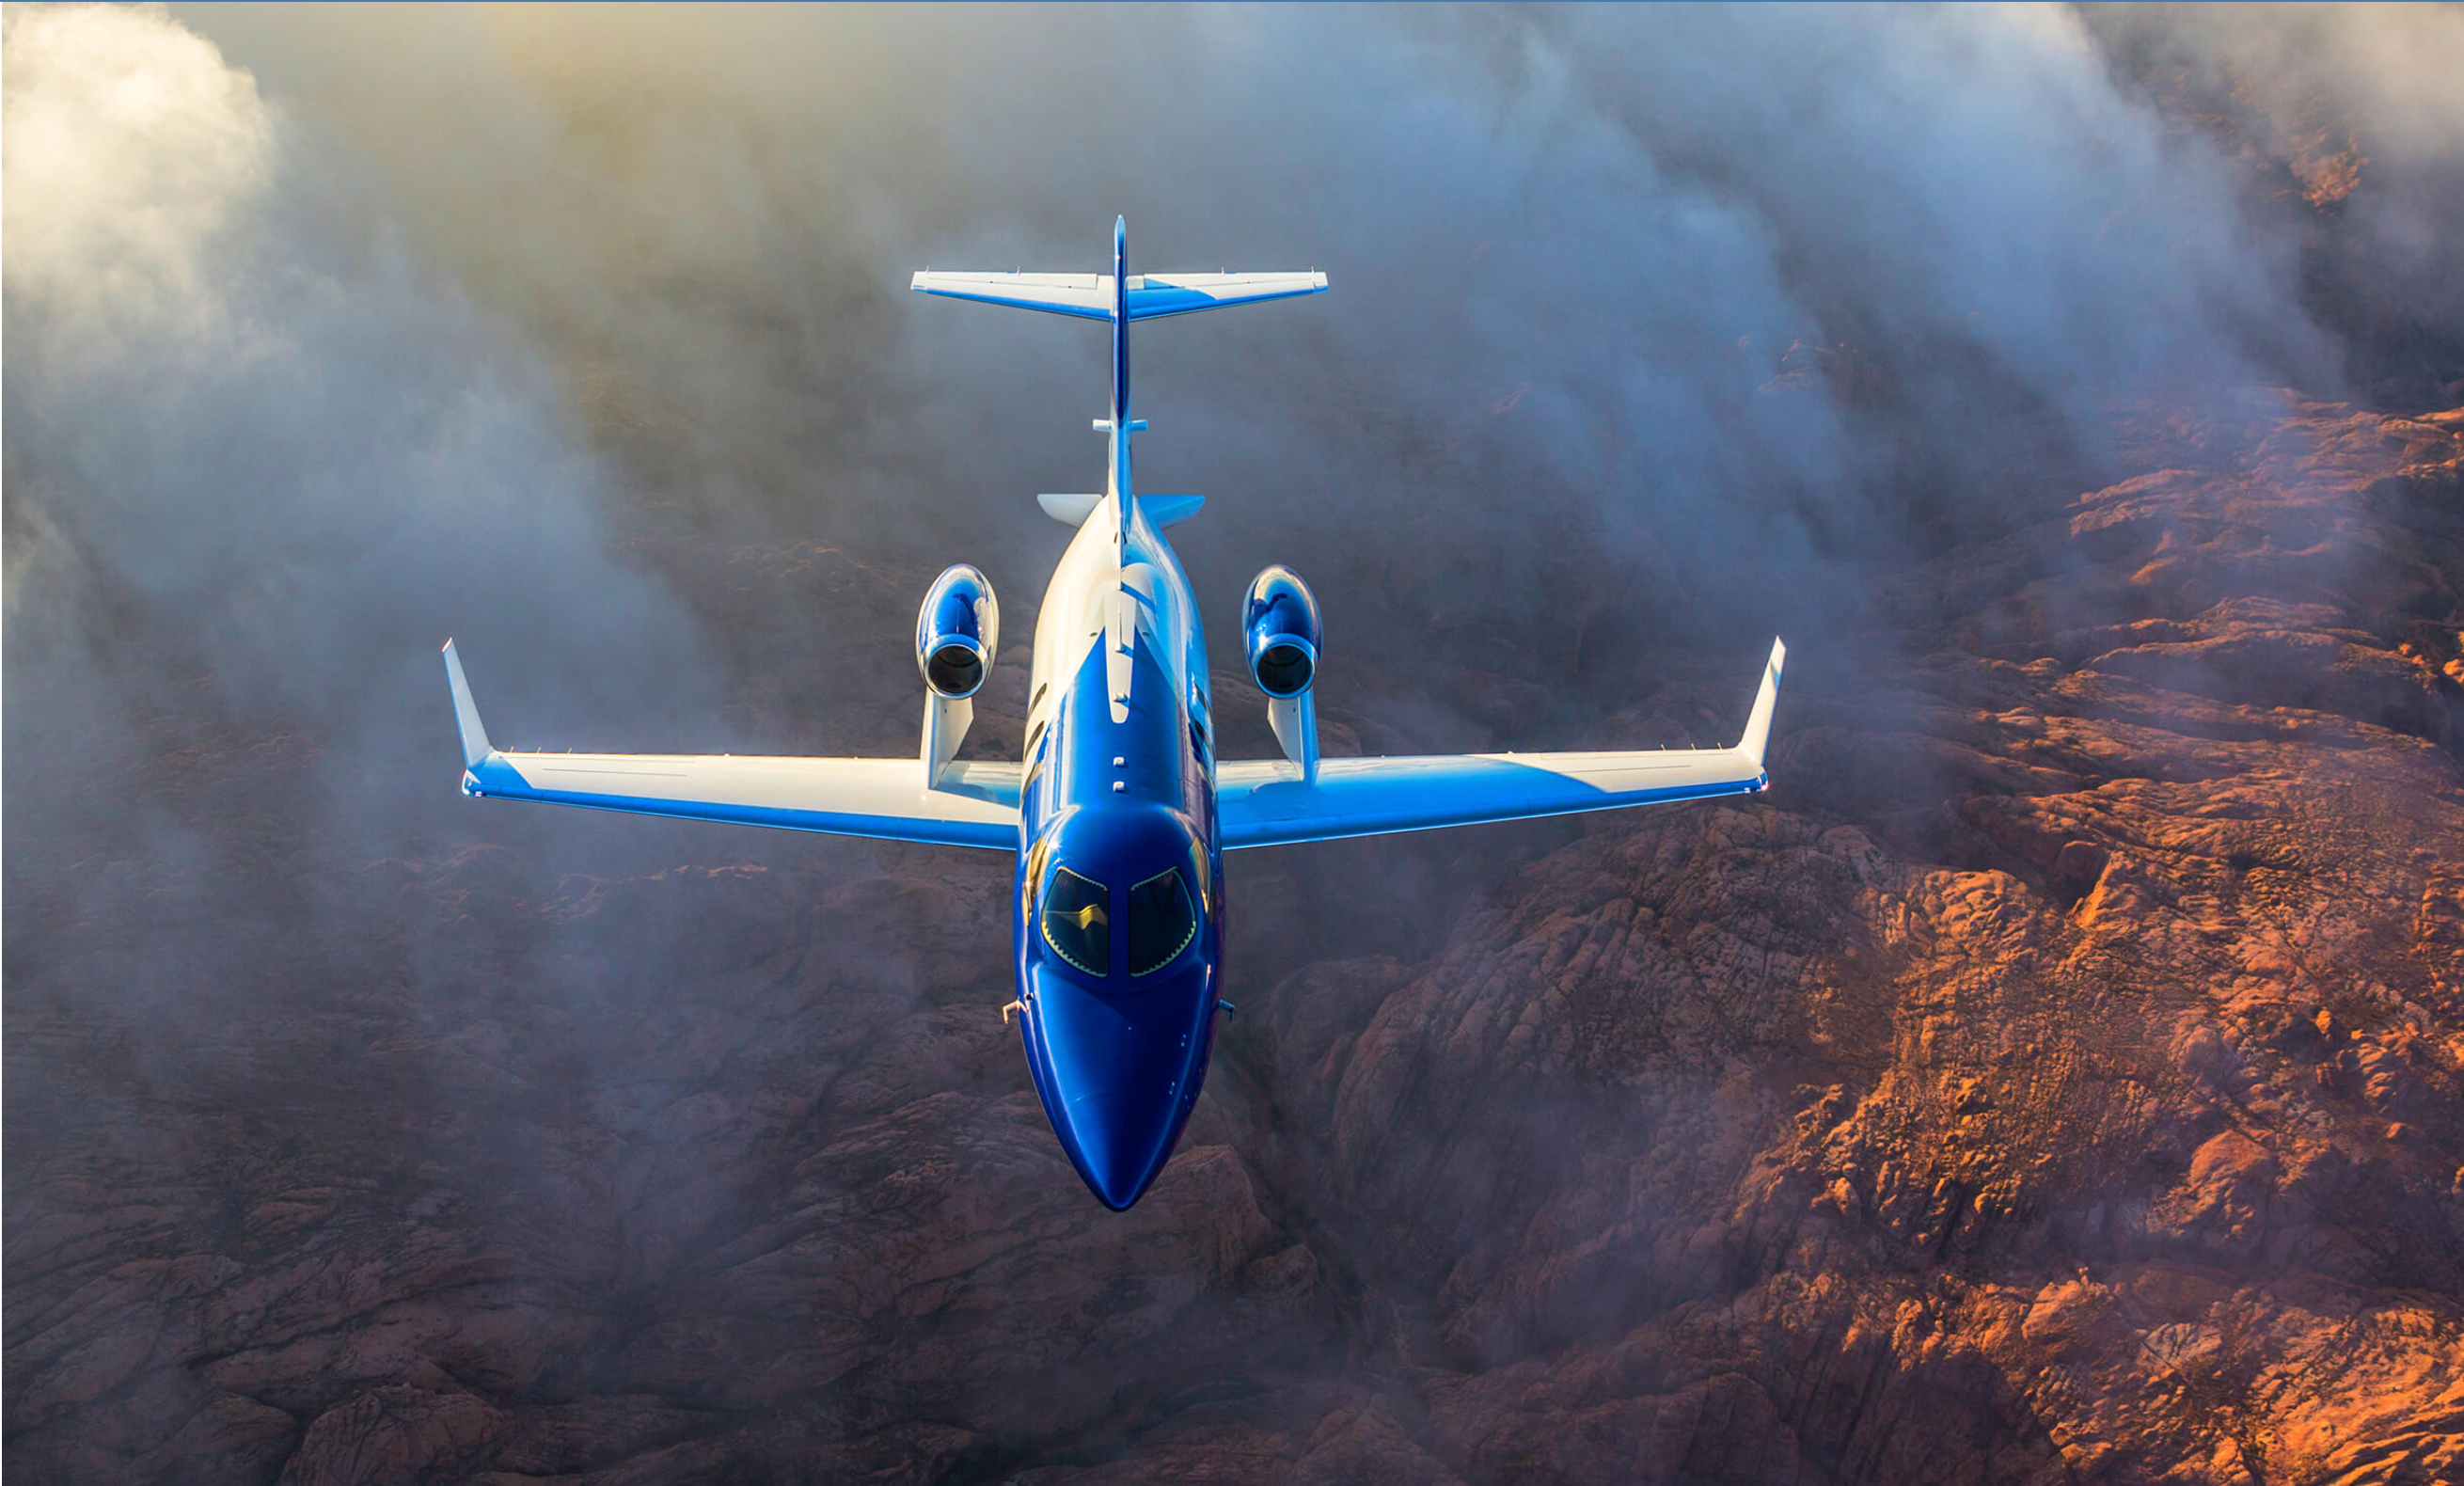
top-left (7, 396), bottom-right (2460, 1482)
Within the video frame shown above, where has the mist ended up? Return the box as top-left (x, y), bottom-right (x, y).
top-left (8, 3), bottom-right (2463, 1480)
top-left (132, 3), bottom-right (2369, 641)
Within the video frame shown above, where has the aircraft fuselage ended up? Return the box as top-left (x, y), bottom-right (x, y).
top-left (1009, 223), bottom-right (1224, 1210)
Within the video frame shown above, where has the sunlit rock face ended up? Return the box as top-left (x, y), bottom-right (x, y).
top-left (1233, 396), bottom-right (2464, 1486)
top-left (7, 5), bottom-right (2464, 1484)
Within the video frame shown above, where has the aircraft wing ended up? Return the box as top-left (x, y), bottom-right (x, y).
top-left (1215, 640), bottom-right (1783, 849)
top-left (441, 642), bottom-right (1020, 849)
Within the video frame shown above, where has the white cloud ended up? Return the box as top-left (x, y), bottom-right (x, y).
top-left (3, 3), bottom-right (276, 356)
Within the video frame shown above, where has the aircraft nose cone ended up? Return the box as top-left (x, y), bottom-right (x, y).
top-left (1027, 963), bottom-right (1214, 1211)
top-left (1070, 1089), bottom-right (1176, 1211)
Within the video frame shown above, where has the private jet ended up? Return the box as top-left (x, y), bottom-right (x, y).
top-left (441, 218), bottom-right (1784, 1210)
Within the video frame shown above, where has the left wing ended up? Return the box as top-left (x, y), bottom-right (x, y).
top-left (442, 642), bottom-right (1020, 849)
top-left (1215, 639), bottom-right (1783, 849)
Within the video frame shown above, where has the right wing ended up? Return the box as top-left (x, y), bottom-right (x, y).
top-left (442, 642), bottom-right (1019, 849)
top-left (1215, 639), bottom-right (1783, 849)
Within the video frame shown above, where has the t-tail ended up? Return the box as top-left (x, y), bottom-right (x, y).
top-left (912, 220), bottom-right (1328, 538)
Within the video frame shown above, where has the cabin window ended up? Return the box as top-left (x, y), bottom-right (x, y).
top-left (1127, 867), bottom-right (1198, 977)
top-left (1039, 865), bottom-right (1110, 977)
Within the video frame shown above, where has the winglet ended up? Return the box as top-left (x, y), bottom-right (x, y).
top-left (1736, 637), bottom-right (1785, 767)
top-left (440, 640), bottom-right (494, 768)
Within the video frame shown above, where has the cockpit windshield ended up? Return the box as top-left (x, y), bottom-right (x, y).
top-left (1039, 865), bottom-right (1110, 977)
top-left (1037, 861), bottom-right (1201, 981)
top-left (1127, 867), bottom-right (1198, 977)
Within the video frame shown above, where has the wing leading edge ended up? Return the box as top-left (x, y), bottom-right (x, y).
top-left (1215, 639), bottom-right (1784, 849)
top-left (441, 642), bottom-right (1021, 849)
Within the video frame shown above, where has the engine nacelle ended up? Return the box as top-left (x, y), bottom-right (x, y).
top-left (917, 564), bottom-right (999, 699)
top-left (1241, 565), bottom-right (1319, 699)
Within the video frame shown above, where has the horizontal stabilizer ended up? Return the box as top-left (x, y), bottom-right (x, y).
top-left (1126, 272), bottom-right (1326, 320)
top-left (912, 270), bottom-right (1326, 321)
top-left (912, 271), bottom-right (1110, 320)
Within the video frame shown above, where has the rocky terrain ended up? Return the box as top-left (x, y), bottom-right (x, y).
top-left (10, 5), bottom-right (2464, 1478)
top-left (8, 379), bottom-right (2462, 1484)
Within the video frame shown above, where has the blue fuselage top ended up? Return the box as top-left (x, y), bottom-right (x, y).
top-left (1006, 217), bottom-right (1225, 1210)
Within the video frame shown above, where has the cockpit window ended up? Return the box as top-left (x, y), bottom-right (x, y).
top-left (1127, 867), bottom-right (1199, 977)
top-left (1040, 865), bottom-right (1111, 977)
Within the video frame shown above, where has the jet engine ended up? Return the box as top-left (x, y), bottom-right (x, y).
top-left (1241, 565), bottom-right (1319, 698)
top-left (917, 564), bottom-right (999, 699)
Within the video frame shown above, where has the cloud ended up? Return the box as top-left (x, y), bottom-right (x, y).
top-left (1, 2), bottom-right (272, 353)
top-left (5, 3), bottom-right (712, 877)
top-left (2083, 2), bottom-right (2464, 404)
top-left (148, 2), bottom-right (2425, 681)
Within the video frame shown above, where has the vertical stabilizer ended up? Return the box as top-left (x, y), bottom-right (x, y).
top-left (1111, 216), bottom-right (1130, 426)
top-left (1110, 216), bottom-right (1134, 551)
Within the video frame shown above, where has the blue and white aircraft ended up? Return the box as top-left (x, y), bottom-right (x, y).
top-left (442, 219), bottom-right (1784, 1211)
